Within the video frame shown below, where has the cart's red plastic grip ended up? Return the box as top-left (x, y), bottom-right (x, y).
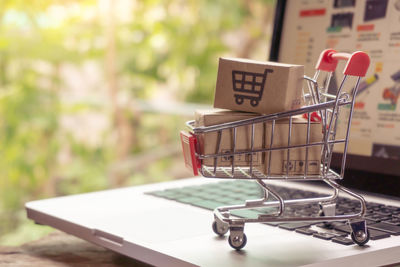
top-left (315, 49), bottom-right (338, 73)
top-left (180, 131), bottom-right (200, 176)
top-left (303, 111), bottom-right (321, 122)
top-left (315, 49), bottom-right (370, 77)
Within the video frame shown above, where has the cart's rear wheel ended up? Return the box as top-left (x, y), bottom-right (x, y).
top-left (235, 96), bottom-right (244, 105)
top-left (228, 233), bottom-right (247, 250)
top-left (250, 99), bottom-right (259, 107)
top-left (351, 229), bottom-right (370, 246)
top-left (212, 221), bottom-right (228, 237)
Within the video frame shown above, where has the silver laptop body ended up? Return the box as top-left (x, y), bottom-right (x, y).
top-left (26, 177), bottom-right (400, 267)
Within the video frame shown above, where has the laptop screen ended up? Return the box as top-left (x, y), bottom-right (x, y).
top-left (269, 0), bottom-right (400, 196)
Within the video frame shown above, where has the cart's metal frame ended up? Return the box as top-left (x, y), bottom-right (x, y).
top-left (182, 49), bottom-right (371, 250)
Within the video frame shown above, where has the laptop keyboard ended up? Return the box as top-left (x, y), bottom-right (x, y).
top-left (147, 180), bottom-right (400, 245)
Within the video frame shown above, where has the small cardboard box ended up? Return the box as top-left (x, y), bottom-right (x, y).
top-left (263, 116), bottom-right (322, 175)
top-left (214, 58), bottom-right (304, 115)
top-left (195, 109), bottom-right (263, 168)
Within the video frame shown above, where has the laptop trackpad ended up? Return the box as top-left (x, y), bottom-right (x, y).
top-left (91, 202), bottom-right (212, 244)
top-left (27, 191), bottom-right (213, 245)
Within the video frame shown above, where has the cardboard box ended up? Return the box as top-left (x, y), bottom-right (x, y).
top-left (263, 116), bottom-right (322, 175)
top-left (214, 58), bottom-right (304, 115)
top-left (195, 109), bottom-right (264, 169)
top-left (194, 110), bottom-right (321, 176)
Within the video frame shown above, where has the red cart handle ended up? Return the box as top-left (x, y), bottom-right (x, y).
top-left (315, 49), bottom-right (370, 77)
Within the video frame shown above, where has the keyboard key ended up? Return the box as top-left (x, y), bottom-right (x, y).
top-left (330, 230), bottom-right (348, 237)
top-left (313, 232), bottom-right (336, 240)
top-left (365, 217), bottom-right (381, 223)
top-left (369, 230), bottom-right (392, 240)
top-left (369, 222), bottom-right (400, 235)
top-left (192, 200), bottom-right (225, 210)
top-left (148, 190), bottom-right (179, 199)
top-left (374, 211), bottom-right (392, 217)
top-left (231, 209), bottom-right (260, 219)
top-left (331, 236), bottom-right (354, 245)
top-left (264, 221), bottom-right (283, 226)
top-left (295, 228), bottom-right (317, 235)
top-left (278, 222), bottom-right (314, 231)
top-left (366, 202), bottom-right (382, 209)
top-left (295, 210), bottom-right (314, 216)
top-left (384, 205), bottom-right (400, 211)
top-left (367, 213), bottom-right (384, 219)
top-left (382, 219), bottom-right (400, 226)
top-left (377, 216), bottom-right (392, 222)
top-left (316, 222), bottom-right (345, 230)
top-left (379, 208), bottom-right (397, 214)
top-left (255, 207), bottom-right (277, 214)
top-left (176, 196), bottom-right (204, 204)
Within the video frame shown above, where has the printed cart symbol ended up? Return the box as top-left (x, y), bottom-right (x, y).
top-left (222, 150), bottom-right (233, 161)
top-left (309, 161), bottom-right (318, 166)
top-left (308, 161), bottom-right (319, 171)
top-left (283, 160), bottom-right (294, 172)
top-left (221, 150), bottom-right (258, 162)
top-left (298, 161), bottom-right (304, 170)
top-left (232, 68), bottom-right (273, 107)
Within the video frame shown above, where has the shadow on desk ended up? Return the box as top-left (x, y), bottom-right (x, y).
top-left (0, 231), bottom-right (151, 267)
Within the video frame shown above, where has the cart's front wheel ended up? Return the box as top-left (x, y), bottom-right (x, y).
top-left (351, 229), bottom-right (370, 246)
top-left (212, 221), bottom-right (228, 237)
top-left (228, 233), bottom-right (247, 250)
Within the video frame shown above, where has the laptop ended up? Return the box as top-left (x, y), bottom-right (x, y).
top-left (26, 1), bottom-right (400, 266)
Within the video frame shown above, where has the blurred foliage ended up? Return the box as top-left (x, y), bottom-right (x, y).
top-left (118, 0), bottom-right (241, 103)
top-left (0, 0), bottom-right (274, 245)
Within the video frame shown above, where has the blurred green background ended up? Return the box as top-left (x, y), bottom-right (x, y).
top-left (0, 0), bottom-right (275, 245)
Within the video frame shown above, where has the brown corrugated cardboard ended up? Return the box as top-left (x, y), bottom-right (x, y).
top-left (194, 110), bottom-right (322, 176)
top-left (263, 116), bottom-right (322, 175)
top-left (195, 109), bottom-right (264, 168)
top-left (214, 57), bottom-right (304, 114)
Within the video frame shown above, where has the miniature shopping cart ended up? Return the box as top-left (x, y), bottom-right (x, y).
top-left (180, 49), bottom-right (371, 250)
top-left (232, 68), bottom-right (273, 107)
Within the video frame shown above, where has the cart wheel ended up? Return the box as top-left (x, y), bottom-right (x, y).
top-left (235, 96), bottom-right (244, 105)
top-left (228, 233), bottom-right (247, 250)
top-left (351, 229), bottom-right (370, 246)
top-left (212, 221), bottom-right (228, 237)
top-left (250, 99), bottom-right (259, 107)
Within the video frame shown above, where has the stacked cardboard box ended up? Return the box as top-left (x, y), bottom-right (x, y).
top-left (194, 57), bottom-right (322, 176)
top-left (214, 57), bottom-right (304, 114)
top-left (195, 109), bottom-right (264, 170)
top-left (263, 117), bottom-right (322, 175)
top-left (195, 110), bottom-right (322, 175)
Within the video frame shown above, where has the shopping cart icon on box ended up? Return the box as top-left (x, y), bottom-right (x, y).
top-left (232, 68), bottom-right (273, 107)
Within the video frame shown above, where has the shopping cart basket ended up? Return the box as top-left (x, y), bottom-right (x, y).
top-left (232, 68), bottom-right (273, 107)
top-left (180, 49), bottom-right (371, 250)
